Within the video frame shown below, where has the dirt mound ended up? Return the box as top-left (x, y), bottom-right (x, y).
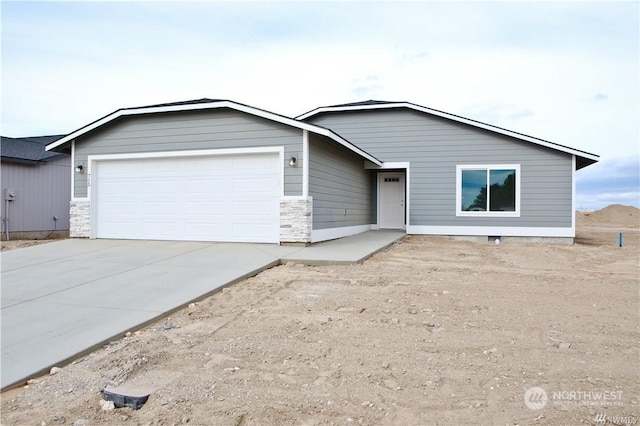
top-left (578, 204), bottom-right (639, 228)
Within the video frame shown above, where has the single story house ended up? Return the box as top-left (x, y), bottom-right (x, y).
top-left (45, 98), bottom-right (598, 244)
top-left (1, 135), bottom-right (71, 240)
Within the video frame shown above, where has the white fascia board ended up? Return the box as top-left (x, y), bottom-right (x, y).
top-left (297, 103), bottom-right (599, 162)
top-left (46, 100), bottom-right (382, 166)
top-left (406, 225), bottom-right (575, 238)
top-left (364, 161), bottom-right (411, 170)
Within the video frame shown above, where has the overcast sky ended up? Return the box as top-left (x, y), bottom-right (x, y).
top-left (2, 1), bottom-right (638, 209)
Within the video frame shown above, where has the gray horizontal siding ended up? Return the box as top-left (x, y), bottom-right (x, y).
top-left (74, 109), bottom-right (303, 198)
top-left (309, 134), bottom-right (372, 230)
top-left (1, 155), bottom-right (71, 233)
top-left (310, 109), bottom-right (573, 228)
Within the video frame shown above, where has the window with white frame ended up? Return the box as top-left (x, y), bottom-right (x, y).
top-left (456, 165), bottom-right (520, 216)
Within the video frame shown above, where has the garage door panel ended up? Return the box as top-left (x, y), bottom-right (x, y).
top-left (100, 180), bottom-right (137, 196)
top-left (142, 159), bottom-right (182, 174)
top-left (190, 156), bottom-right (232, 170)
top-left (99, 200), bottom-right (136, 215)
top-left (142, 222), bottom-right (180, 238)
top-left (142, 201), bottom-right (180, 217)
top-left (232, 200), bottom-right (278, 216)
top-left (232, 224), bottom-right (276, 242)
top-left (142, 196), bottom-right (180, 204)
top-left (100, 161), bottom-right (138, 177)
top-left (143, 179), bottom-right (182, 194)
top-left (96, 153), bottom-right (280, 243)
top-left (233, 155), bottom-right (275, 169)
top-left (186, 179), bottom-right (225, 194)
top-left (98, 221), bottom-right (140, 238)
top-left (185, 201), bottom-right (224, 215)
top-left (184, 223), bottom-right (227, 239)
top-left (233, 178), bottom-right (278, 194)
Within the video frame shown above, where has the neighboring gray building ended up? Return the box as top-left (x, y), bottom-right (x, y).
top-left (45, 99), bottom-right (598, 244)
top-left (1, 135), bottom-right (71, 239)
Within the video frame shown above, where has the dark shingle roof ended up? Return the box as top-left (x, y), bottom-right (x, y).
top-left (1, 135), bottom-right (67, 163)
top-left (325, 100), bottom-right (400, 108)
top-left (127, 98), bottom-right (227, 110)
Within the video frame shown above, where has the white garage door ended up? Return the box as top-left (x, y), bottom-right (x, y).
top-left (94, 153), bottom-right (280, 243)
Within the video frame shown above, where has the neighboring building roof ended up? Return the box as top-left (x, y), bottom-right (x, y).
top-left (45, 99), bottom-right (382, 166)
top-left (1, 135), bottom-right (68, 164)
top-left (296, 100), bottom-right (600, 169)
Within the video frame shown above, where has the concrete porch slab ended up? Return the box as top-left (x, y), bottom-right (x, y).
top-left (282, 230), bottom-right (405, 265)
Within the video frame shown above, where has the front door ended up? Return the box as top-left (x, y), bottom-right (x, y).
top-left (379, 173), bottom-right (405, 229)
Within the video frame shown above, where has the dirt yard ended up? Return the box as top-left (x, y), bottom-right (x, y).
top-left (2, 205), bottom-right (638, 426)
top-left (1, 237), bottom-right (64, 252)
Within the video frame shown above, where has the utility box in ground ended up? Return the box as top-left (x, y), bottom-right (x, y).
top-left (4, 188), bottom-right (16, 201)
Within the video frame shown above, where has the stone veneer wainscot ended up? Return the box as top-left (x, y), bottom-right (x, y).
top-left (280, 198), bottom-right (312, 244)
top-left (69, 200), bottom-right (90, 238)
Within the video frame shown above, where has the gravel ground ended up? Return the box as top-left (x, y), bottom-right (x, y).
top-left (1, 207), bottom-right (638, 426)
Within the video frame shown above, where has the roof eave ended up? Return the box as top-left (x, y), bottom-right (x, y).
top-left (576, 156), bottom-right (599, 170)
top-left (1, 156), bottom-right (42, 165)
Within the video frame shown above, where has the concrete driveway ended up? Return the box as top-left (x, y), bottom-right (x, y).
top-left (1, 239), bottom-right (300, 390)
top-left (1, 231), bottom-right (403, 390)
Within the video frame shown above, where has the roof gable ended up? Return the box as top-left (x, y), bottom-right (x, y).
top-left (296, 101), bottom-right (599, 169)
top-left (46, 99), bottom-right (381, 166)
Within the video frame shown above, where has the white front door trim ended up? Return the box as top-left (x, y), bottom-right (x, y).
top-left (367, 162), bottom-right (410, 229)
top-left (378, 172), bottom-right (406, 229)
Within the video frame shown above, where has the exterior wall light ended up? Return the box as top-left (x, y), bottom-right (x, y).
top-left (75, 164), bottom-right (84, 173)
top-left (289, 156), bottom-right (297, 167)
